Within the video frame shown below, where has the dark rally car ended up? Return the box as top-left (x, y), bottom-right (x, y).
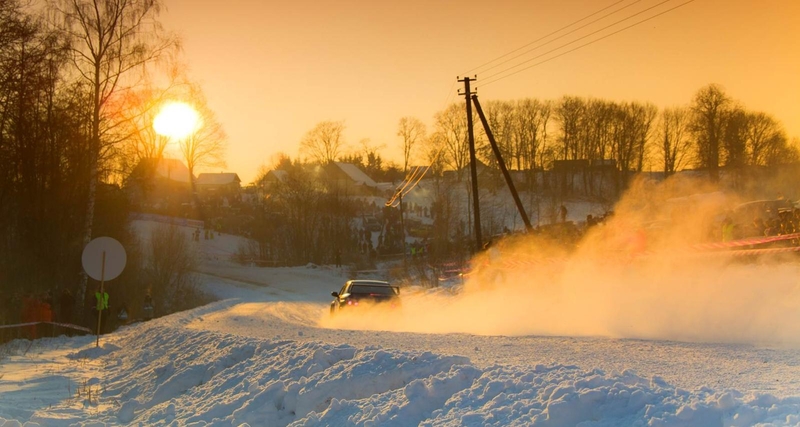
top-left (330, 280), bottom-right (400, 315)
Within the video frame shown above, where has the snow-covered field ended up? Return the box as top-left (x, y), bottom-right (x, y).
top-left (2, 220), bottom-right (800, 426)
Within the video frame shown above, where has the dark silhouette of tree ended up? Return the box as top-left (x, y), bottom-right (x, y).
top-left (300, 120), bottom-right (346, 164)
top-left (659, 106), bottom-right (692, 176)
top-left (745, 111), bottom-right (791, 167)
top-left (49, 0), bottom-right (177, 301)
top-left (690, 84), bottom-right (730, 180)
top-left (397, 116), bottom-right (426, 173)
top-left (723, 107), bottom-right (748, 169)
top-left (480, 100), bottom-right (515, 166)
top-left (0, 0), bottom-right (87, 298)
top-left (432, 103), bottom-right (471, 181)
top-left (514, 98), bottom-right (551, 172)
top-left (556, 96), bottom-right (585, 161)
top-left (178, 84), bottom-right (228, 189)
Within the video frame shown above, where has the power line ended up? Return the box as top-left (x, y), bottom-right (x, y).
top-left (385, 80), bottom-right (459, 207)
top-left (474, 0), bottom-right (645, 76)
top-left (388, 1), bottom-right (694, 209)
top-left (463, 0), bottom-right (632, 76)
top-left (480, 0), bottom-right (695, 87)
top-left (481, 0), bottom-right (674, 82)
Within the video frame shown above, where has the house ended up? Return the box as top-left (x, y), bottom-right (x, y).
top-left (322, 162), bottom-right (379, 195)
top-left (327, 162), bottom-right (377, 186)
top-left (125, 157), bottom-right (194, 215)
top-left (195, 173), bottom-right (241, 198)
top-left (261, 170), bottom-right (288, 186)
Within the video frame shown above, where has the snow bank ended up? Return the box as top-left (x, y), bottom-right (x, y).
top-left (2, 315), bottom-right (800, 426)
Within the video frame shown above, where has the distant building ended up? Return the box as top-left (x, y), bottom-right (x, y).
top-left (324, 162), bottom-right (378, 193)
top-left (195, 173), bottom-right (242, 202)
top-left (125, 158), bottom-right (193, 215)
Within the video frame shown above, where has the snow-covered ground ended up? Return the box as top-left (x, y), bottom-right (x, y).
top-left (2, 220), bottom-right (800, 426)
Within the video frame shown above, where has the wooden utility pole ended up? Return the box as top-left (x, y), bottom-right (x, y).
top-left (472, 94), bottom-right (533, 232)
top-left (459, 76), bottom-right (482, 252)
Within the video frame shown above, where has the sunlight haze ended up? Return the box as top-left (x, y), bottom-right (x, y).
top-left (161, 0), bottom-right (800, 183)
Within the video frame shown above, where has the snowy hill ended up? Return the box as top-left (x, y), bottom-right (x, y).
top-left (2, 219), bottom-right (800, 425)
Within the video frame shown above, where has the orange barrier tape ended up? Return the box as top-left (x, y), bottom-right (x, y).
top-left (692, 233), bottom-right (800, 251)
top-left (0, 321), bottom-right (92, 333)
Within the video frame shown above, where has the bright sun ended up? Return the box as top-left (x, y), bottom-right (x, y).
top-left (153, 102), bottom-right (200, 139)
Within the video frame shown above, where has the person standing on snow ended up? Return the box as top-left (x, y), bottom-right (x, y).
top-left (721, 216), bottom-right (735, 242)
top-left (94, 288), bottom-right (109, 333)
top-left (143, 292), bottom-right (154, 321)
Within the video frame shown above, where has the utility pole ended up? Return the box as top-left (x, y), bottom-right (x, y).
top-left (472, 94), bottom-right (533, 232)
top-left (458, 76), bottom-right (482, 252)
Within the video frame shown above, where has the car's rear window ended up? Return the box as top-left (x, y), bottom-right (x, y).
top-left (349, 285), bottom-right (397, 295)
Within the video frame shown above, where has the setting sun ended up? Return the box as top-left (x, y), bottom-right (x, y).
top-left (153, 101), bottom-right (200, 139)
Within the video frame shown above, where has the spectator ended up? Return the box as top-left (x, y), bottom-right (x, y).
top-left (95, 288), bottom-right (109, 333)
top-left (143, 292), bottom-right (154, 321)
top-left (721, 216), bottom-right (735, 242)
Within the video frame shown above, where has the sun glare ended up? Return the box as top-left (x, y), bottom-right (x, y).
top-left (153, 102), bottom-right (200, 139)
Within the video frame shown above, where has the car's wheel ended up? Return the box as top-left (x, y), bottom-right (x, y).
top-left (330, 302), bottom-right (337, 316)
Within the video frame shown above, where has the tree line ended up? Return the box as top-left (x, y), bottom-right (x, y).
top-left (296, 84), bottom-right (797, 191)
top-left (0, 0), bottom-right (221, 324)
top-left (261, 84), bottom-right (797, 267)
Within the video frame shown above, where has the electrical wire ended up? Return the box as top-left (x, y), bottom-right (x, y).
top-left (467, 0), bottom-right (643, 77)
top-left (386, 1), bottom-right (694, 209)
top-left (481, 0), bottom-right (674, 82)
top-left (385, 81), bottom-right (459, 207)
top-left (480, 0), bottom-right (695, 87)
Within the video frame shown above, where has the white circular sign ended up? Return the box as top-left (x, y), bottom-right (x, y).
top-left (82, 237), bottom-right (127, 281)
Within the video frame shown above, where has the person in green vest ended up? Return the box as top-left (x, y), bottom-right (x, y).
top-left (95, 289), bottom-right (109, 333)
top-left (722, 216), bottom-right (735, 242)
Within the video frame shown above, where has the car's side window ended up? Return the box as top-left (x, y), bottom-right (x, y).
top-left (340, 283), bottom-right (348, 295)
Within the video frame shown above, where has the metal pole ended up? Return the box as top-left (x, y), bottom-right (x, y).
top-left (459, 76), bottom-right (482, 251)
top-left (95, 251), bottom-right (105, 347)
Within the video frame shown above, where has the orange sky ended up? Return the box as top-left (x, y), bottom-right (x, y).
top-left (161, 0), bottom-right (800, 184)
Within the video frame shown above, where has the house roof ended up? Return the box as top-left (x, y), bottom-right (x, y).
top-left (265, 170), bottom-right (288, 183)
top-left (333, 162), bottom-right (377, 187)
top-left (196, 173), bottom-right (241, 185)
top-left (141, 157), bottom-right (192, 183)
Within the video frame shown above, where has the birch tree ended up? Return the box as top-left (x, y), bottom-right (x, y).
top-left (49, 0), bottom-right (176, 300)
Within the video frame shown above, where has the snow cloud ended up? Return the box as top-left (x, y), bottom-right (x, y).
top-left (325, 176), bottom-right (800, 346)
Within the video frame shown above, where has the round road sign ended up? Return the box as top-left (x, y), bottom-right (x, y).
top-left (81, 237), bottom-right (127, 281)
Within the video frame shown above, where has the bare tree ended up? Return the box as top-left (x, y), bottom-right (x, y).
top-left (300, 120), bottom-right (346, 164)
top-left (114, 80), bottom-right (184, 180)
top-left (432, 103), bottom-right (470, 181)
top-left (556, 96), bottom-right (585, 161)
top-left (178, 84), bottom-right (227, 188)
top-left (690, 84), bottom-right (730, 179)
top-left (49, 0), bottom-right (176, 300)
top-left (480, 100), bottom-right (515, 166)
top-left (659, 106), bottom-right (692, 175)
top-left (397, 116), bottom-right (426, 173)
top-left (722, 107), bottom-right (748, 169)
top-left (146, 224), bottom-right (200, 314)
top-left (514, 98), bottom-right (550, 171)
top-left (425, 133), bottom-right (447, 182)
top-left (745, 111), bottom-right (788, 167)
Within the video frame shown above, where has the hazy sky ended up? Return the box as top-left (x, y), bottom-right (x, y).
top-left (161, 0), bottom-right (800, 184)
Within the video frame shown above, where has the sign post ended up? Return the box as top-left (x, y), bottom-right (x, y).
top-left (82, 237), bottom-right (126, 347)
